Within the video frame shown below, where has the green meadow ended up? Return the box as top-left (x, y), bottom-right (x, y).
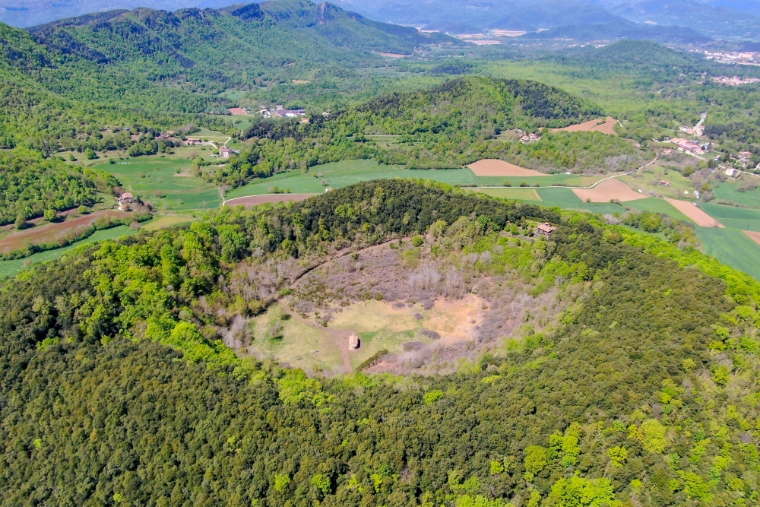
top-left (696, 227), bottom-right (760, 281)
top-left (96, 158), bottom-right (221, 212)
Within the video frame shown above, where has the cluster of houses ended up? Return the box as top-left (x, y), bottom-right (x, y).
top-left (712, 76), bottom-right (760, 86)
top-left (669, 138), bottom-right (710, 155)
top-left (259, 105), bottom-right (307, 119)
top-left (117, 192), bottom-right (135, 211)
top-left (520, 132), bottom-right (542, 143)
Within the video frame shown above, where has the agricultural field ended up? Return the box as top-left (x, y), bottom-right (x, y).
top-left (466, 188), bottom-right (542, 200)
top-left (225, 159), bottom-right (480, 199)
top-left (95, 157), bottom-right (222, 212)
top-left (701, 204), bottom-right (760, 232)
top-left (0, 226), bottom-right (138, 279)
top-left (713, 179), bottom-right (760, 208)
top-left (695, 227), bottom-right (760, 281)
top-left (139, 214), bottom-right (197, 231)
top-left (626, 198), bottom-right (693, 223)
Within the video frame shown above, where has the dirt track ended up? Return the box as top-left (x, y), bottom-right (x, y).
top-left (468, 159), bottom-right (546, 177)
top-left (572, 179), bottom-right (647, 203)
top-left (552, 116), bottom-right (618, 135)
top-left (224, 194), bottom-right (316, 207)
top-left (664, 199), bottom-right (724, 228)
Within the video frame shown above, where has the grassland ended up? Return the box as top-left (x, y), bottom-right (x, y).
top-left (626, 198), bottom-right (693, 223)
top-left (477, 174), bottom-right (599, 187)
top-left (713, 180), bottom-right (760, 208)
top-left (701, 204), bottom-right (760, 232)
top-left (225, 159), bottom-right (480, 199)
top-left (95, 158), bottom-right (221, 212)
top-left (0, 226), bottom-right (138, 279)
top-left (695, 227), bottom-right (760, 281)
top-left (620, 164), bottom-right (696, 200)
top-left (466, 188), bottom-right (542, 200)
top-left (140, 214), bottom-right (197, 231)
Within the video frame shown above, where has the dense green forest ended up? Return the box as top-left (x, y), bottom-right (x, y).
top-left (0, 150), bottom-right (117, 225)
top-left (2, 181), bottom-right (760, 506)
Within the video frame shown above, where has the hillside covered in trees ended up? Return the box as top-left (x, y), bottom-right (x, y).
top-left (2, 181), bottom-right (759, 506)
top-left (207, 76), bottom-right (638, 187)
top-left (0, 0), bottom-right (450, 151)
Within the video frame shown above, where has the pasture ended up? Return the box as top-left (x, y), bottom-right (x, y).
top-left (626, 198), bottom-right (693, 223)
top-left (96, 157), bottom-right (221, 212)
top-left (620, 163), bottom-right (696, 200)
top-left (713, 180), bottom-right (760, 208)
top-left (701, 204), bottom-right (760, 232)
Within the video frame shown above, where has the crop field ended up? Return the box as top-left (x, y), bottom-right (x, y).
top-left (713, 180), bottom-right (760, 208)
top-left (0, 226), bottom-right (138, 280)
top-left (476, 174), bottom-right (598, 187)
top-left (696, 227), bottom-right (760, 281)
top-left (192, 128), bottom-right (230, 143)
top-left (626, 198), bottom-right (693, 223)
top-left (468, 159), bottom-right (546, 177)
top-left (550, 116), bottom-right (618, 135)
top-left (573, 179), bottom-right (646, 203)
top-left (469, 188), bottom-right (542, 200)
top-left (0, 210), bottom-right (132, 254)
top-left (701, 204), bottom-right (760, 232)
top-left (96, 157), bottom-right (221, 212)
top-left (225, 160), bottom-right (479, 199)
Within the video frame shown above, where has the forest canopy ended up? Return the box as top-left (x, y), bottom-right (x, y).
top-left (1, 181), bottom-right (759, 506)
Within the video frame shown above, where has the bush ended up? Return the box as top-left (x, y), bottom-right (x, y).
top-left (412, 235), bottom-right (424, 247)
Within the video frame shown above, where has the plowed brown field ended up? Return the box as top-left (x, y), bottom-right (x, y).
top-left (664, 199), bottom-right (724, 228)
top-left (0, 210), bottom-right (131, 254)
top-left (467, 159), bottom-right (546, 177)
top-left (745, 231), bottom-right (760, 246)
top-left (552, 116), bottom-right (618, 135)
top-left (573, 179), bottom-right (647, 202)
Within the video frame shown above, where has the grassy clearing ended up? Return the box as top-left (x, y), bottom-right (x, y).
top-left (713, 180), bottom-right (760, 208)
top-left (701, 203), bottom-right (760, 232)
top-left (95, 157), bottom-right (221, 212)
top-left (193, 128), bottom-right (230, 143)
top-left (225, 160), bottom-right (479, 199)
top-left (0, 226), bottom-right (138, 280)
top-left (140, 214), bottom-right (197, 231)
top-left (620, 164), bottom-right (696, 200)
top-left (469, 188), bottom-right (542, 200)
top-left (626, 198), bottom-right (693, 223)
top-left (696, 227), bottom-right (760, 281)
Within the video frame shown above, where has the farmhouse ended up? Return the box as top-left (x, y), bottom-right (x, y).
top-left (117, 192), bottom-right (135, 211)
top-left (670, 138), bottom-right (704, 155)
top-left (219, 147), bottom-right (239, 159)
top-left (183, 138), bottom-right (202, 146)
top-left (348, 333), bottom-right (360, 350)
top-left (535, 222), bottom-right (556, 238)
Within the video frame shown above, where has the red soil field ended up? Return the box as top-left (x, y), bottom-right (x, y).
top-left (0, 210), bottom-right (132, 254)
top-left (224, 194), bottom-right (315, 207)
top-left (746, 231), bottom-right (760, 246)
top-left (664, 199), bottom-right (724, 228)
top-left (467, 159), bottom-right (546, 177)
top-left (573, 179), bottom-right (647, 203)
top-left (228, 108), bottom-right (247, 116)
top-left (552, 116), bottom-right (618, 135)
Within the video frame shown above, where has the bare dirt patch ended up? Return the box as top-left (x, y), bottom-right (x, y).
top-left (225, 194), bottom-right (315, 207)
top-left (745, 230), bottom-right (760, 246)
top-left (468, 159), bottom-right (547, 177)
top-left (573, 179), bottom-right (647, 203)
top-left (552, 116), bottom-right (618, 135)
top-left (291, 80), bottom-right (311, 84)
top-left (0, 210), bottom-right (132, 254)
top-left (664, 199), bottom-right (724, 228)
top-left (228, 108), bottom-right (247, 116)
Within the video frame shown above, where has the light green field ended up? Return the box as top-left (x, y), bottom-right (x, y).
top-left (701, 203), bottom-right (760, 232)
top-left (140, 214), bottom-right (197, 231)
top-left (626, 198), bottom-right (693, 223)
top-left (95, 157), bottom-right (221, 212)
top-left (193, 128), bottom-right (230, 143)
top-left (621, 165), bottom-right (696, 200)
top-left (469, 188), bottom-right (542, 200)
top-left (477, 174), bottom-right (598, 187)
top-left (696, 227), bottom-right (760, 281)
top-left (225, 159), bottom-right (480, 199)
top-left (713, 180), bottom-right (760, 208)
top-left (0, 226), bottom-right (138, 280)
